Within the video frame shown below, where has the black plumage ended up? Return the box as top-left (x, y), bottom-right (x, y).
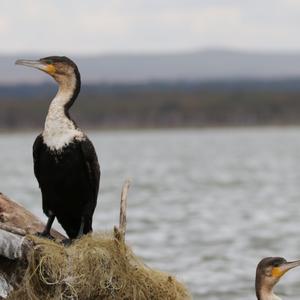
top-left (33, 135), bottom-right (100, 239)
top-left (16, 56), bottom-right (100, 240)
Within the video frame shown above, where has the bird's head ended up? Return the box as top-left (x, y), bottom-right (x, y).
top-left (15, 56), bottom-right (80, 87)
top-left (256, 257), bottom-right (300, 294)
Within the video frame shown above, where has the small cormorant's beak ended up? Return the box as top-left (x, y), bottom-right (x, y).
top-left (15, 59), bottom-right (56, 75)
top-left (272, 260), bottom-right (300, 278)
top-left (281, 260), bottom-right (300, 273)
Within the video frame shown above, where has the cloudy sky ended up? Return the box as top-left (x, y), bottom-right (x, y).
top-left (1, 0), bottom-right (300, 55)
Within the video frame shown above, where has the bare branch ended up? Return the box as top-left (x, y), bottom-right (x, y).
top-left (119, 179), bottom-right (131, 241)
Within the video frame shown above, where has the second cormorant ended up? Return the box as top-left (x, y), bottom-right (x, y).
top-left (15, 56), bottom-right (100, 240)
top-left (255, 257), bottom-right (300, 300)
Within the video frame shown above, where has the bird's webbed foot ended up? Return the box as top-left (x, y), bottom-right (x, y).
top-left (36, 212), bottom-right (56, 240)
top-left (61, 238), bottom-right (73, 246)
top-left (35, 231), bottom-right (55, 240)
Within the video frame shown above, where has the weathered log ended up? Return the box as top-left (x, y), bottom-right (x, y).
top-left (0, 193), bottom-right (65, 298)
top-left (0, 193), bottom-right (64, 240)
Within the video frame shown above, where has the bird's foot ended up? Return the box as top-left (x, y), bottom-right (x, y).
top-left (61, 238), bottom-right (73, 247)
top-left (35, 231), bottom-right (55, 240)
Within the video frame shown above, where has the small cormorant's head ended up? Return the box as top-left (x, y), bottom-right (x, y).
top-left (256, 257), bottom-right (300, 295)
top-left (15, 56), bottom-right (80, 86)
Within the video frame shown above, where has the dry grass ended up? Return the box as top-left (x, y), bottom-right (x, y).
top-left (8, 232), bottom-right (191, 300)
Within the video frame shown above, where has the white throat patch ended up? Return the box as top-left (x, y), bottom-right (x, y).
top-left (42, 77), bottom-right (84, 151)
top-left (260, 291), bottom-right (281, 300)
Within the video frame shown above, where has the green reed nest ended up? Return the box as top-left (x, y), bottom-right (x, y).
top-left (8, 232), bottom-right (191, 300)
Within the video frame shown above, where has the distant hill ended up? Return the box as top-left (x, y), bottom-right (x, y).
top-left (2, 49), bottom-right (300, 84)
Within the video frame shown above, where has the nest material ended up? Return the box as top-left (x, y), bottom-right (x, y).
top-left (8, 233), bottom-right (191, 300)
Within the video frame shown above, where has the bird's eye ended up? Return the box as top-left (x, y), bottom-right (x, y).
top-left (45, 59), bottom-right (53, 65)
top-left (265, 270), bottom-right (272, 277)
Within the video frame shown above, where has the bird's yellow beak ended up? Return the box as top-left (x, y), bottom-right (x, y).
top-left (15, 59), bottom-right (56, 75)
top-left (272, 260), bottom-right (300, 278)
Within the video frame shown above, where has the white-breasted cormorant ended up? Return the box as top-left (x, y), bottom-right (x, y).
top-left (255, 257), bottom-right (300, 300)
top-left (15, 56), bottom-right (100, 240)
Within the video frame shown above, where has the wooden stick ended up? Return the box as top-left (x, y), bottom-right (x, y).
top-left (119, 179), bottom-right (131, 240)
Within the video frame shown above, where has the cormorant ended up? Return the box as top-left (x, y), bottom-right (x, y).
top-left (15, 56), bottom-right (100, 240)
top-left (255, 257), bottom-right (300, 300)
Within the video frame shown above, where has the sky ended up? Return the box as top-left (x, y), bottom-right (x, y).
top-left (1, 0), bottom-right (300, 55)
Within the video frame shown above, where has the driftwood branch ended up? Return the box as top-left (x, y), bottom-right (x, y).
top-left (119, 179), bottom-right (131, 236)
top-left (114, 179), bottom-right (131, 242)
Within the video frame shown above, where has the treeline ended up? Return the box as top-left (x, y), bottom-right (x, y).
top-left (1, 80), bottom-right (300, 129)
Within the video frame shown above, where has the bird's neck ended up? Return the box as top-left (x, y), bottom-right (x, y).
top-left (45, 75), bottom-right (78, 130)
top-left (43, 75), bottom-right (83, 150)
top-left (257, 286), bottom-right (281, 300)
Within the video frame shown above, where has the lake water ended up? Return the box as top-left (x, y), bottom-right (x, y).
top-left (1, 127), bottom-right (300, 299)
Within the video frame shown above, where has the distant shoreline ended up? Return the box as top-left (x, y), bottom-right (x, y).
top-left (1, 80), bottom-right (300, 130)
